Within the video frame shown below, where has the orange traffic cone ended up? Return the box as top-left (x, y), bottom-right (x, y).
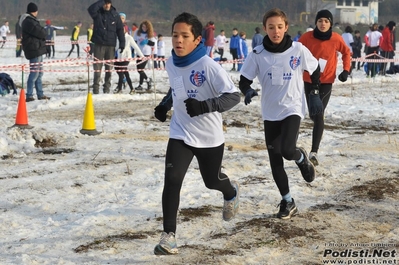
top-left (80, 92), bottom-right (101, 135)
top-left (12, 89), bottom-right (33, 129)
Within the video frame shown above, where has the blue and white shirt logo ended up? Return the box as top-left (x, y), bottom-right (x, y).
top-left (190, 70), bottom-right (206, 87)
top-left (289, 56), bottom-right (301, 70)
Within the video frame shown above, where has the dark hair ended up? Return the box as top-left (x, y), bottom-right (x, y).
top-left (354, 30), bottom-right (360, 34)
top-left (345, 25), bottom-right (353, 33)
top-left (263, 8), bottom-right (288, 27)
top-left (171, 12), bottom-right (202, 39)
top-left (255, 27), bottom-right (261, 33)
top-left (158, 34), bottom-right (163, 38)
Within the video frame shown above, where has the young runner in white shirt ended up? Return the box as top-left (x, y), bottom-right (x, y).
top-left (153, 12), bottom-right (240, 255)
top-left (239, 8), bottom-right (321, 220)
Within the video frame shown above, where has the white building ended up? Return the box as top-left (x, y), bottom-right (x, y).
top-left (304, 0), bottom-right (384, 24)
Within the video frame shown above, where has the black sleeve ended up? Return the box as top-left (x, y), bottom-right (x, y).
top-left (158, 87), bottom-right (173, 110)
top-left (87, 0), bottom-right (104, 19)
top-left (238, 74), bottom-right (253, 95)
top-left (308, 65), bottom-right (321, 86)
top-left (204, 92), bottom-right (240, 113)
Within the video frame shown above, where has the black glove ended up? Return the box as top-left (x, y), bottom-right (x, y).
top-left (154, 105), bottom-right (168, 122)
top-left (308, 89), bottom-right (323, 116)
top-left (119, 47), bottom-right (125, 53)
top-left (184, 98), bottom-right (209, 117)
top-left (244, 88), bottom-right (258, 105)
top-left (338, 70), bottom-right (349, 82)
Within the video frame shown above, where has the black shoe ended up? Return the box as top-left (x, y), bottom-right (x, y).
top-left (38, 95), bottom-right (51, 100)
top-left (277, 199), bottom-right (298, 219)
top-left (113, 87), bottom-right (122, 94)
top-left (146, 78), bottom-right (153, 90)
top-left (136, 85), bottom-right (144, 91)
top-left (26, 97), bottom-right (35, 102)
top-left (295, 147), bottom-right (315, 183)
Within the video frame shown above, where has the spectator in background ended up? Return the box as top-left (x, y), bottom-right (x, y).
top-left (215, 29), bottom-right (228, 60)
top-left (133, 20), bottom-right (156, 90)
top-left (237, 31), bottom-right (248, 72)
top-left (341, 25), bottom-right (354, 74)
top-left (87, 23), bottom-right (94, 55)
top-left (364, 23), bottom-right (383, 77)
top-left (0, 21), bottom-right (10, 48)
top-left (67, 22), bottom-right (82, 58)
top-left (380, 21), bottom-right (396, 75)
top-left (88, 0), bottom-right (125, 94)
top-left (20, 2), bottom-right (51, 102)
top-left (44, 19), bottom-right (67, 59)
top-left (251, 27), bottom-right (263, 48)
top-left (292, 30), bottom-right (302, 42)
top-left (229, 27), bottom-right (240, 71)
top-left (15, 16), bottom-right (23, 57)
top-left (352, 30), bottom-right (363, 71)
top-left (113, 23), bottom-right (143, 94)
top-left (204, 21), bottom-right (215, 57)
top-left (156, 34), bottom-right (166, 68)
top-left (306, 25), bottom-right (313, 32)
top-left (332, 22), bottom-right (342, 34)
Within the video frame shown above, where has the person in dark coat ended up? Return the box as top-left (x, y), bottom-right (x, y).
top-left (251, 27), bottom-right (263, 48)
top-left (88, 0), bottom-right (125, 94)
top-left (20, 2), bottom-right (50, 102)
top-left (15, 15), bottom-right (22, 57)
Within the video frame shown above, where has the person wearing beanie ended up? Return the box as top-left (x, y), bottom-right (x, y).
top-left (380, 21), bottom-right (396, 75)
top-left (44, 19), bottom-right (67, 58)
top-left (19, 2), bottom-right (51, 102)
top-left (27, 2), bottom-right (38, 13)
top-left (298, 9), bottom-right (351, 166)
top-left (88, 0), bottom-right (125, 94)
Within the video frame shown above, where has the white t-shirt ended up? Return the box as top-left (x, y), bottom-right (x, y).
top-left (0, 25), bottom-right (10, 37)
top-left (366, 30), bottom-right (382, 47)
top-left (157, 40), bottom-right (165, 56)
top-left (215, 34), bottom-right (227, 48)
top-left (342, 32), bottom-right (354, 53)
top-left (166, 55), bottom-right (238, 148)
top-left (240, 41), bottom-right (318, 121)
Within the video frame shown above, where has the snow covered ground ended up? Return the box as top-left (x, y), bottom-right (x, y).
top-left (0, 36), bottom-right (398, 265)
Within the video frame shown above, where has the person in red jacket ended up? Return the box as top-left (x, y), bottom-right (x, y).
top-left (204, 21), bottom-right (215, 57)
top-left (380, 21), bottom-right (396, 75)
top-left (298, 9), bottom-right (351, 166)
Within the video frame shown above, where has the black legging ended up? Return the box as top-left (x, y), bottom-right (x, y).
top-left (162, 139), bottom-right (236, 233)
top-left (114, 61), bottom-right (133, 90)
top-left (304, 82), bottom-right (332, 153)
top-left (67, 43), bottom-right (80, 57)
top-left (264, 115), bottom-right (302, 197)
top-left (136, 56), bottom-right (149, 85)
top-left (230, 48), bottom-right (238, 68)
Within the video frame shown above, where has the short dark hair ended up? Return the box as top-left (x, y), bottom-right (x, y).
top-left (255, 27), bottom-right (261, 33)
top-left (172, 12), bottom-right (202, 39)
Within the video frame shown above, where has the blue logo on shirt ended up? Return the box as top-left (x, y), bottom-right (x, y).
top-left (189, 70), bottom-right (206, 87)
top-left (289, 56), bottom-right (301, 70)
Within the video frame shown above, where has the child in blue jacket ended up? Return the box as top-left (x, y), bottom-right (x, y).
top-left (237, 31), bottom-right (248, 72)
